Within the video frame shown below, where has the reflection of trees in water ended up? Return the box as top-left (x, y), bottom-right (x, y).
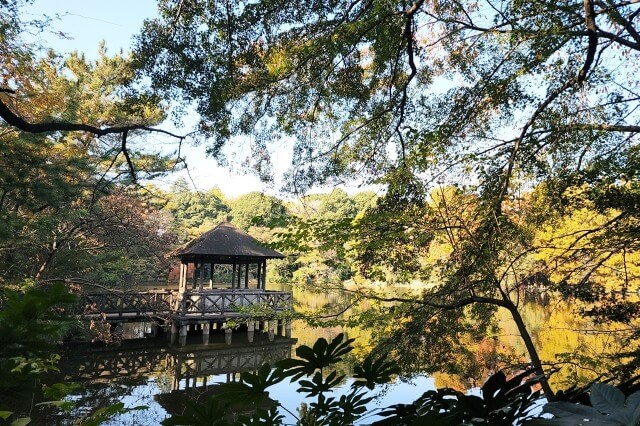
top-left (290, 286), bottom-right (635, 391)
top-left (35, 376), bottom-right (146, 424)
top-left (155, 360), bottom-right (174, 394)
top-left (43, 292), bottom-right (634, 423)
top-left (523, 289), bottom-right (551, 306)
top-left (429, 299), bottom-right (632, 390)
top-left (292, 284), bottom-right (352, 311)
top-left (498, 300), bottom-right (631, 388)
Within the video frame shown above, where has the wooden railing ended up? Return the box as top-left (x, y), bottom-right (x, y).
top-left (178, 290), bottom-right (293, 316)
top-left (74, 289), bottom-right (292, 320)
top-left (76, 290), bottom-right (178, 318)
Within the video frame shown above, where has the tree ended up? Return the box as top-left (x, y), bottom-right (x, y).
top-left (134, 0), bottom-right (640, 396)
top-left (167, 178), bottom-right (230, 240)
top-left (0, 7), bottom-right (179, 286)
top-left (0, 1), bottom-right (191, 182)
top-left (230, 192), bottom-right (287, 230)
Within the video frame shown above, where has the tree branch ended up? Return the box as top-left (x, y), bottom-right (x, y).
top-left (120, 130), bottom-right (136, 183)
top-left (574, 123), bottom-right (640, 132)
top-left (0, 96), bottom-right (187, 139)
top-left (578, 0), bottom-right (599, 83)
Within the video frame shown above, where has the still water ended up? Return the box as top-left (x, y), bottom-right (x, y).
top-left (38, 324), bottom-right (434, 425)
top-left (36, 285), bottom-right (631, 424)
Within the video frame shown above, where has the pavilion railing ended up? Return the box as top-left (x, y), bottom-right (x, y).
top-left (72, 289), bottom-right (293, 319)
top-left (75, 290), bottom-right (178, 318)
top-left (178, 290), bottom-right (293, 316)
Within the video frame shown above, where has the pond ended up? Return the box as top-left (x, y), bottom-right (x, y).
top-left (34, 284), bottom-right (631, 424)
top-left (36, 325), bottom-right (435, 425)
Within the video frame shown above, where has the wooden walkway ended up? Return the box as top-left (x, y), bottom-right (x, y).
top-left (74, 288), bottom-right (293, 334)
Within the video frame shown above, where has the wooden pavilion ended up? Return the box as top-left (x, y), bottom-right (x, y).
top-left (172, 219), bottom-right (285, 292)
top-left (73, 220), bottom-right (292, 346)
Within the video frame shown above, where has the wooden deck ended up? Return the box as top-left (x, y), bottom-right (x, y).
top-left (74, 288), bottom-right (293, 326)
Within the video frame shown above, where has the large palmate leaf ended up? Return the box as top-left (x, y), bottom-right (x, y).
top-left (276, 333), bottom-right (354, 381)
top-left (161, 398), bottom-right (230, 426)
top-left (353, 356), bottom-right (401, 390)
top-left (214, 363), bottom-right (285, 406)
top-left (591, 383), bottom-right (627, 418)
top-left (528, 383), bottom-right (640, 426)
top-left (374, 370), bottom-right (542, 425)
top-left (298, 371), bottom-right (345, 397)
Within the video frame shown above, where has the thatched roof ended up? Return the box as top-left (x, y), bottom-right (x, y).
top-left (171, 220), bottom-right (285, 259)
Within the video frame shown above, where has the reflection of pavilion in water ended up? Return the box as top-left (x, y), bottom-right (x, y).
top-left (60, 328), bottom-right (296, 396)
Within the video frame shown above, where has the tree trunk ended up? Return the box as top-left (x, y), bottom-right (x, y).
top-left (505, 299), bottom-right (555, 399)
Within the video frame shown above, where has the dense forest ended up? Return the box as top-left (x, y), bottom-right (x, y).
top-left (2, 0), bottom-right (640, 423)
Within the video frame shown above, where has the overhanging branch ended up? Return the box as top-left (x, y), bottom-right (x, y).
top-left (0, 95), bottom-right (187, 140)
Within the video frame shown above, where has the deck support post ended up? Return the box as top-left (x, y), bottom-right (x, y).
top-left (268, 320), bottom-right (276, 341)
top-left (225, 326), bottom-right (232, 345)
top-left (247, 320), bottom-right (255, 343)
top-left (179, 324), bottom-right (188, 346)
top-left (148, 322), bottom-right (159, 337)
top-left (202, 322), bottom-right (210, 344)
top-left (285, 320), bottom-right (292, 338)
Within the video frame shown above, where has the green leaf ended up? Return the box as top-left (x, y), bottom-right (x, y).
top-left (526, 418), bottom-right (594, 425)
top-left (42, 382), bottom-right (79, 400)
top-left (352, 357), bottom-right (400, 390)
top-left (626, 389), bottom-right (640, 411)
top-left (632, 400), bottom-right (640, 426)
top-left (543, 401), bottom-right (603, 418)
top-left (10, 418), bottom-right (31, 426)
top-left (590, 383), bottom-right (626, 414)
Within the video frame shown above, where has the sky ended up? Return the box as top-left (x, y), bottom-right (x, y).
top-left (19, 0), bottom-right (310, 198)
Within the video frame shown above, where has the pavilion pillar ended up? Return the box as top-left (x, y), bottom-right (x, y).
top-left (244, 262), bottom-right (249, 289)
top-left (262, 261), bottom-right (267, 290)
top-left (256, 262), bottom-right (261, 289)
top-left (209, 263), bottom-right (214, 289)
top-left (199, 258), bottom-right (205, 291)
top-left (232, 261), bottom-right (236, 289)
top-left (237, 262), bottom-right (242, 290)
top-left (192, 261), bottom-right (197, 289)
top-left (179, 262), bottom-right (186, 292)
